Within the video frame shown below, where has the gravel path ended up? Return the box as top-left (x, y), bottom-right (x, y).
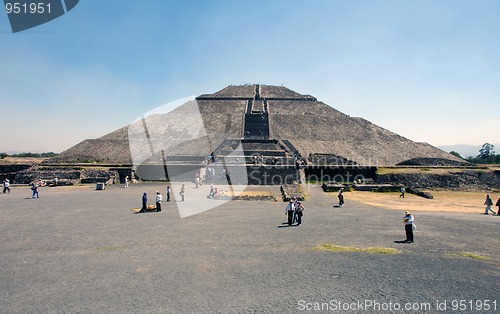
top-left (0, 183), bottom-right (498, 313)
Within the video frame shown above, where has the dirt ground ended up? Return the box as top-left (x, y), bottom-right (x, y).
top-left (336, 190), bottom-right (500, 214)
top-left (0, 157), bottom-right (48, 165)
top-left (1, 183), bottom-right (498, 313)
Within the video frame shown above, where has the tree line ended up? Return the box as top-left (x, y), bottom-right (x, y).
top-left (0, 152), bottom-right (58, 159)
top-left (450, 143), bottom-right (500, 164)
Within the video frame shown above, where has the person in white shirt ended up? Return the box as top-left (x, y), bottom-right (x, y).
top-left (403, 211), bottom-right (414, 243)
top-left (156, 191), bottom-right (163, 212)
top-left (3, 178), bottom-right (10, 193)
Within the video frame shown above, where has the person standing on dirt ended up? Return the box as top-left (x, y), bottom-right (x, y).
top-left (296, 201), bottom-right (304, 226)
top-left (3, 178), bottom-right (10, 193)
top-left (155, 191), bottom-right (162, 212)
top-left (31, 182), bottom-right (39, 198)
top-left (484, 194), bottom-right (495, 215)
top-left (403, 211), bottom-right (414, 243)
top-left (292, 197), bottom-right (299, 224)
top-left (400, 186), bottom-right (405, 198)
top-left (195, 174), bottom-right (200, 188)
top-left (166, 185), bottom-right (171, 202)
top-left (338, 188), bottom-right (345, 207)
top-left (140, 192), bottom-right (147, 213)
top-left (179, 184), bottom-right (185, 202)
top-left (285, 199), bottom-right (295, 226)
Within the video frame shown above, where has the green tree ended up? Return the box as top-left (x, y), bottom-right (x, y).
top-left (0, 153), bottom-right (7, 159)
top-left (449, 151), bottom-right (464, 159)
top-left (478, 143), bottom-right (495, 159)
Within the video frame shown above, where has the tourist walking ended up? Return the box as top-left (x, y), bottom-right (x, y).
top-left (403, 211), bottom-right (414, 243)
top-left (179, 184), bottom-right (185, 202)
top-left (296, 201), bottom-right (304, 226)
top-left (31, 182), bottom-right (39, 198)
top-left (496, 197), bottom-right (500, 216)
top-left (3, 178), bottom-right (10, 193)
top-left (484, 194), bottom-right (495, 215)
top-left (155, 191), bottom-right (162, 212)
top-left (208, 184), bottom-right (215, 199)
top-left (166, 185), bottom-right (171, 202)
top-left (338, 188), bottom-right (344, 207)
top-left (399, 186), bottom-right (405, 198)
top-left (285, 199), bottom-right (295, 226)
top-left (195, 173), bottom-right (201, 188)
top-left (140, 192), bottom-right (147, 213)
top-left (124, 176), bottom-right (129, 188)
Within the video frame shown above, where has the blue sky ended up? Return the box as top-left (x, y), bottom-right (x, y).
top-left (0, 0), bottom-right (499, 153)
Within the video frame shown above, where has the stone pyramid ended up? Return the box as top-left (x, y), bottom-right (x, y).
top-left (50, 84), bottom-right (464, 167)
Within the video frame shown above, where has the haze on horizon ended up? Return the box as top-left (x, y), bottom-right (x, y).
top-left (1, 1), bottom-right (499, 153)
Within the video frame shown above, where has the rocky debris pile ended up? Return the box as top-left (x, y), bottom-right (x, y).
top-left (397, 158), bottom-right (471, 167)
top-left (80, 169), bottom-right (119, 184)
top-left (321, 182), bottom-right (434, 199)
top-left (14, 166), bottom-right (80, 185)
top-left (13, 166), bottom-right (119, 185)
top-left (321, 182), bottom-right (346, 192)
top-left (351, 184), bottom-right (398, 192)
top-left (280, 183), bottom-right (305, 201)
top-left (406, 187), bottom-right (434, 199)
top-left (47, 138), bottom-right (131, 164)
top-left (377, 171), bottom-right (500, 191)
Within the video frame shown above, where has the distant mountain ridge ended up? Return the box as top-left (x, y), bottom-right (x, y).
top-left (438, 143), bottom-right (500, 158)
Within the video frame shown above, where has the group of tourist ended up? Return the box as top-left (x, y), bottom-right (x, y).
top-left (284, 198), bottom-right (304, 226)
top-left (2, 177), bottom-right (40, 198)
top-left (137, 185), bottom-right (176, 213)
top-left (206, 167), bottom-right (216, 183)
top-left (207, 184), bottom-right (220, 199)
top-left (139, 191), bottom-right (164, 213)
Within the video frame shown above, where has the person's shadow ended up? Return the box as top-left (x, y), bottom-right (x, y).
top-left (394, 240), bottom-right (409, 243)
top-left (277, 222), bottom-right (293, 228)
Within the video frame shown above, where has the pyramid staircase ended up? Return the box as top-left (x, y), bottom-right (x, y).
top-left (243, 85), bottom-right (270, 140)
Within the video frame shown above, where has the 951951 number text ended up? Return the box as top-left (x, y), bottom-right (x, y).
top-left (5, 2), bottom-right (51, 14)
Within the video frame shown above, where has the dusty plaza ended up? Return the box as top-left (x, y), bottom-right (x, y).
top-left (0, 183), bottom-right (498, 313)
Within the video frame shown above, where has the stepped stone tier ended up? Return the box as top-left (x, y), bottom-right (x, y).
top-left (48, 84), bottom-right (467, 183)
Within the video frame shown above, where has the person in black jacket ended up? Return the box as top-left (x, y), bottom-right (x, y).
top-left (140, 192), bottom-right (147, 213)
